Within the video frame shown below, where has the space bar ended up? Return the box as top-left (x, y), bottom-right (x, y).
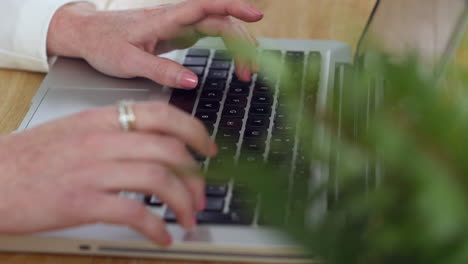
top-left (165, 210), bottom-right (253, 225)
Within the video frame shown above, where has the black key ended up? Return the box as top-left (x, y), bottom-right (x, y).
top-left (208, 70), bottom-right (229, 80)
top-left (145, 196), bottom-right (163, 207)
top-left (218, 142), bottom-right (237, 154)
top-left (197, 100), bottom-right (220, 112)
top-left (219, 118), bottom-right (243, 130)
top-left (239, 152), bottom-right (263, 163)
top-left (222, 106), bottom-right (245, 118)
top-left (204, 80), bottom-right (226, 91)
top-left (273, 123), bottom-right (296, 135)
top-left (203, 122), bottom-right (215, 135)
top-left (165, 210), bottom-right (253, 225)
top-left (249, 105), bottom-right (272, 116)
top-left (187, 66), bottom-right (205, 76)
top-left (242, 140), bottom-right (266, 153)
top-left (228, 86), bottom-right (250, 96)
top-left (252, 94), bottom-right (273, 105)
top-left (230, 196), bottom-right (257, 210)
top-left (254, 83), bottom-right (272, 93)
top-left (210, 60), bottom-right (231, 70)
top-left (270, 136), bottom-right (295, 148)
top-left (201, 90), bottom-right (223, 100)
top-left (214, 50), bottom-right (233, 60)
top-left (244, 128), bottom-right (266, 139)
top-left (195, 111), bottom-right (218, 124)
top-left (206, 184), bottom-right (228, 197)
top-left (269, 150), bottom-right (292, 163)
top-left (169, 89), bottom-right (198, 113)
top-left (257, 75), bottom-right (277, 86)
top-left (247, 116), bottom-right (270, 128)
top-left (187, 49), bottom-right (210, 57)
top-left (216, 129), bottom-right (240, 142)
top-left (184, 57), bottom-right (208, 66)
top-left (190, 148), bottom-right (207, 163)
top-left (286, 51), bottom-right (305, 60)
top-left (205, 197), bottom-right (225, 212)
top-left (231, 78), bottom-right (252, 87)
top-left (225, 96), bottom-right (248, 107)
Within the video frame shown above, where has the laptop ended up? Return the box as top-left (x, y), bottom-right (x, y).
top-left (1, 0), bottom-right (466, 263)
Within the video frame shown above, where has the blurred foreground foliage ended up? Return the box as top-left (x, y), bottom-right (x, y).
top-left (206, 37), bottom-right (468, 264)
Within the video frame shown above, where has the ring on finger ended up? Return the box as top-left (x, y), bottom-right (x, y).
top-left (118, 100), bottom-right (136, 132)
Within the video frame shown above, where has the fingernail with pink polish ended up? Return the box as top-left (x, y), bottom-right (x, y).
top-left (243, 68), bottom-right (251, 81)
top-left (248, 6), bottom-right (263, 16)
top-left (180, 72), bottom-right (198, 89)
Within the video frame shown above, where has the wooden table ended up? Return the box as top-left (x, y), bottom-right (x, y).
top-left (0, 0), bottom-right (374, 263)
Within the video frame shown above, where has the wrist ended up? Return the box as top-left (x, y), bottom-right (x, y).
top-left (47, 2), bottom-right (97, 58)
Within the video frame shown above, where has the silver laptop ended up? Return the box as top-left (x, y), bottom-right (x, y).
top-left (1, 0), bottom-right (466, 263)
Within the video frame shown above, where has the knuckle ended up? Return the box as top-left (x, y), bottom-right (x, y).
top-left (152, 167), bottom-right (174, 187)
top-left (125, 204), bottom-right (149, 221)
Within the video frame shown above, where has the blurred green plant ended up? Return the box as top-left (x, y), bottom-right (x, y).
top-left (205, 36), bottom-right (468, 264)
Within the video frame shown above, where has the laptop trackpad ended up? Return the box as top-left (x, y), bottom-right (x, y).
top-left (26, 87), bottom-right (171, 129)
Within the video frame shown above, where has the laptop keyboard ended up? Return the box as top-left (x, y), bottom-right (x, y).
top-left (146, 48), bottom-right (322, 226)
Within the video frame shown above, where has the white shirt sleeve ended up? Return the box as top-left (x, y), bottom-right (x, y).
top-left (0, 0), bottom-right (96, 72)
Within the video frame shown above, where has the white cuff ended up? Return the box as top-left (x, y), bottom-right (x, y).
top-left (14, 0), bottom-right (95, 72)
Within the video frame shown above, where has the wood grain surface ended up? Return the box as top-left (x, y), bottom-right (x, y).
top-left (0, 0), bottom-right (374, 263)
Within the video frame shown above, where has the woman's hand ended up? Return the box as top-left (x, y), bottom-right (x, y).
top-left (0, 102), bottom-right (217, 246)
top-left (47, 0), bottom-right (264, 89)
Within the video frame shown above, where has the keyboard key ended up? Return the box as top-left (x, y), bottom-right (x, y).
top-left (222, 106), bottom-right (245, 118)
top-left (203, 122), bottom-right (215, 135)
top-left (145, 196), bottom-right (163, 207)
top-left (249, 105), bottom-right (272, 116)
top-left (206, 184), bottom-right (228, 197)
top-left (244, 128), bottom-right (266, 139)
top-left (257, 75), bottom-right (277, 85)
top-left (230, 196), bottom-right (257, 210)
top-left (195, 111), bottom-right (218, 124)
top-left (184, 57), bottom-right (208, 66)
top-left (187, 49), bottom-right (210, 57)
top-left (273, 123), bottom-right (296, 135)
top-left (228, 86), bottom-right (250, 96)
top-left (214, 50), bottom-right (233, 60)
top-left (252, 94), bottom-right (273, 105)
top-left (187, 66), bottom-right (205, 76)
top-left (208, 70), bottom-right (229, 79)
top-left (197, 100), bottom-right (220, 112)
top-left (165, 209), bottom-right (253, 225)
top-left (204, 80), bottom-right (226, 91)
top-left (239, 152), bottom-right (264, 163)
top-left (242, 140), bottom-right (266, 153)
top-left (247, 116), bottom-right (270, 128)
top-left (216, 129), bottom-right (240, 142)
top-left (201, 90), bottom-right (223, 100)
top-left (169, 89), bottom-right (198, 113)
top-left (218, 142), bottom-right (237, 153)
top-left (254, 83), bottom-right (272, 94)
top-left (225, 96), bottom-right (248, 106)
top-left (205, 197), bottom-right (225, 212)
top-left (210, 60), bottom-right (231, 70)
top-left (231, 78), bottom-right (252, 87)
top-left (219, 118), bottom-right (243, 130)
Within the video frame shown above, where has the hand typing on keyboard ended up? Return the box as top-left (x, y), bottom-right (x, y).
top-left (0, 102), bottom-right (218, 246)
top-left (47, 0), bottom-right (263, 89)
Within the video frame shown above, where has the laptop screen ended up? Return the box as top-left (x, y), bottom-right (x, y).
top-left (357, 0), bottom-right (467, 66)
